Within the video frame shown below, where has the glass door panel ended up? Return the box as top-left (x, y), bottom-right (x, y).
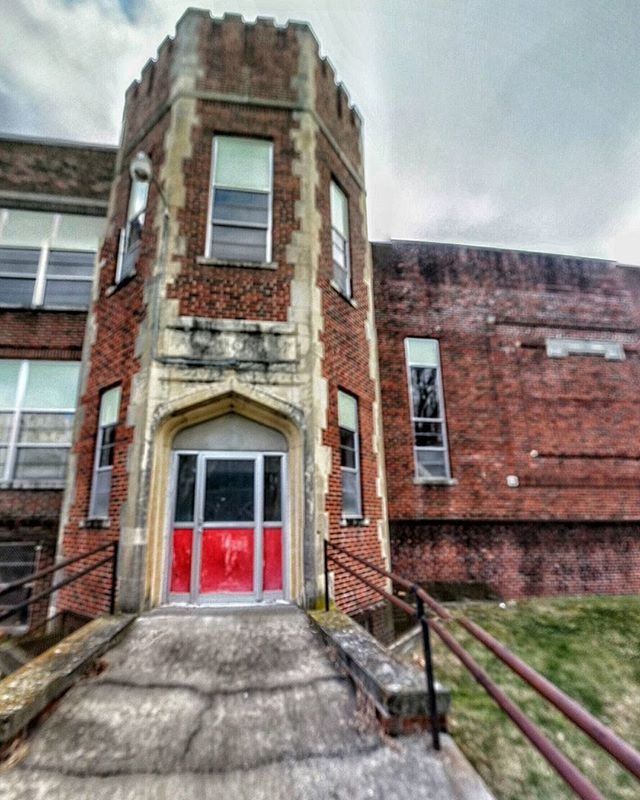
top-left (169, 454), bottom-right (197, 597)
top-left (200, 458), bottom-right (256, 597)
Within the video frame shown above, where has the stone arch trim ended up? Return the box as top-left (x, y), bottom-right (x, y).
top-left (144, 381), bottom-right (306, 608)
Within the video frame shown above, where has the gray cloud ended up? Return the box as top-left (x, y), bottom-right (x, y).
top-left (2, 0), bottom-right (640, 261)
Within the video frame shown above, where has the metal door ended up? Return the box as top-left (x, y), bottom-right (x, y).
top-left (167, 451), bottom-right (286, 604)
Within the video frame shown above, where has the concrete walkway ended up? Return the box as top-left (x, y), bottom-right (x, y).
top-left (0, 607), bottom-right (492, 799)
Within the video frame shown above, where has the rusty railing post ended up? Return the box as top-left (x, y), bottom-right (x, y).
top-left (324, 539), bottom-right (330, 612)
top-left (109, 541), bottom-right (119, 615)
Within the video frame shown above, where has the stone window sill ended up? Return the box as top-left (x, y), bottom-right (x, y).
top-left (0, 480), bottom-right (65, 490)
top-left (330, 280), bottom-right (358, 308)
top-left (0, 304), bottom-right (88, 313)
top-left (79, 518), bottom-right (111, 529)
top-left (106, 272), bottom-right (136, 296)
top-left (340, 516), bottom-right (370, 527)
top-left (413, 477), bottom-right (458, 487)
top-left (197, 256), bottom-right (277, 271)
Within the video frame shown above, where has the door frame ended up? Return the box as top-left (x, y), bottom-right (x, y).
top-left (163, 449), bottom-right (289, 605)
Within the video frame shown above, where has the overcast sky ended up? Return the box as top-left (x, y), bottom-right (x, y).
top-left (2, 0), bottom-right (640, 262)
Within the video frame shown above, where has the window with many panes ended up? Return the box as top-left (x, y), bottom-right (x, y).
top-left (207, 136), bottom-right (273, 263)
top-left (405, 338), bottom-right (451, 480)
top-left (0, 209), bottom-right (103, 309)
top-left (0, 360), bottom-right (80, 485)
top-left (0, 542), bottom-right (38, 627)
top-left (338, 390), bottom-right (362, 518)
top-left (330, 181), bottom-right (351, 297)
top-left (89, 386), bottom-right (121, 519)
top-left (116, 178), bottom-right (149, 283)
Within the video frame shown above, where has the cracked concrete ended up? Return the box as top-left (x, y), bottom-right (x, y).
top-left (0, 607), bottom-right (493, 799)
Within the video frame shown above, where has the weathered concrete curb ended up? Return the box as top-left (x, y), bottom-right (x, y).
top-left (308, 610), bottom-right (451, 731)
top-left (0, 614), bottom-right (135, 744)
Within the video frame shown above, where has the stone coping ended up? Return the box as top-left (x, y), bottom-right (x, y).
top-left (0, 614), bottom-right (135, 745)
top-left (308, 610), bottom-right (451, 729)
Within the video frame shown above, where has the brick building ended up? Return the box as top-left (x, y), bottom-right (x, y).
top-left (0, 134), bottom-right (115, 627)
top-left (0, 10), bottom-right (638, 623)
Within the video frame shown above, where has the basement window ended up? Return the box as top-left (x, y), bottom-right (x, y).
top-left (405, 338), bottom-right (451, 481)
top-left (545, 338), bottom-right (625, 360)
top-left (206, 136), bottom-right (273, 264)
top-left (0, 359), bottom-right (80, 486)
top-left (0, 542), bottom-right (38, 629)
top-left (0, 209), bottom-right (102, 309)
top-left (338, 390), bottom-right (362, 519)
top-left (89, 386), bottom-right (121, 520)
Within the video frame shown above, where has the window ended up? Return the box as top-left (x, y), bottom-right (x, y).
top-left (0, 542), bottom-right (38, 627)
top-left (338, 390), bottom-right (362, 518)
top-left (0, 360), bottom-right (80, 485)
top-left (207, 136), bottom-right (273, 263)
top-left (116, 178), bottom-right (149, 283)
top-left (330, 181), bottom-right (350, 296)
top-left (0, 209), bottom-right (103, 309)
top-left (89, 386), bottom-right (121, 519)
top-left (406, 338), bottom-right (451, 480)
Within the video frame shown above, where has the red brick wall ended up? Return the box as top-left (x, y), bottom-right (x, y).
top-left (374, 242), bottom-right (640, 598)
top-left (317, 137), bottom-right (386, 614)
top-left (391, 521), bottom-right (640, 599)
top-left (374, 242), bottom-right (640, 522)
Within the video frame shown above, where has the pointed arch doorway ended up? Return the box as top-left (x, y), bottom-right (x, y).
top-left (165, 414), bottom-right (289, 604)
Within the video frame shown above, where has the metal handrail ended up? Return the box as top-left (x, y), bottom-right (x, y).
top-left (326, 540), bottom-right (640, 783)
top-left (0, 542), bottom-right (119, 625)
top-left (325, 540), bottom-right (640, 800)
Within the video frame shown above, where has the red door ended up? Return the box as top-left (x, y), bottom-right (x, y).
top-left (169, 453), bottom-right (284, 602)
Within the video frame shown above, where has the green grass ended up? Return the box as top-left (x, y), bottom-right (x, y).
top-left (408, 596), bottom-right (640, 800)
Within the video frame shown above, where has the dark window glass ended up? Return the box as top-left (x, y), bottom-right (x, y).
top-left (263, 456), bottom-right (282, 523)
top-left (411, 366), bottom-right (440, 418)
top-left (174, 454), bottom-right (197, 523)
top-left (340, 428), bottom-right (356, 468)
top-left (213, 189), bottom-right (269, 225)
top-left (46, 250), bottom-right (95, 277)
top-left (204, 459), bottom-right (254, 522)
top-left (0, 277), bottom-right (36, 306)
top-left (414, 421), bottom-right (444, 447)
top-left (43, 280), bottom-right (92, 309)
top-left (98, 425), bottom-right (116, 468)
top-left (0, 248), bottom-right (40, 275)
top-left (14, 447), bottom-right (69, 480)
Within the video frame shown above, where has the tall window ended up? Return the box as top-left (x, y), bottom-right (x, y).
top-left (90, 386), bottom-right (121, 519)
top-left (405, 338), bottom-right (451, 480)
top-left (0, 360), bottom-right (80, 484)
top-left (208, 136), bottom-right (273, 263)
top-left (116, 178), bottom-right (149, 283)
top-left (0, 209), bottom-right (103, 309)
top-left (330, 181), bottom-right (350, 297)
top-left (338, 390), bottom-right (362, 518)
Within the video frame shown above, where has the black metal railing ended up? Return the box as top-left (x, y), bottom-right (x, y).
top-left (324, 540), bottom-right (640, 800)
top-left (0, 541), bottom-right (118, 627)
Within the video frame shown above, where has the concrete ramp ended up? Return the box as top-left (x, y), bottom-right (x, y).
top-left (0, 607), bottom-right (492, 799)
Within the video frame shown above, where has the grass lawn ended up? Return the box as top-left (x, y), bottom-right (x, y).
top-left (408, 595), bottom-right (640, 800)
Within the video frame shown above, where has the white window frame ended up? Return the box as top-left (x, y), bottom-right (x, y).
top-left (405, 338), bottom-right (452, 481)
top-left (0, 209), bottom-right (98, 309)
top-left (330, 180), bottom-right (351, 298)
top-left (0, 360), bottom-right (79, 487)
top-left (89, 386), bottom-right (121, 520)
top-left (338, 390), bottom-right (362, 519)
top-left (115, 179), bottom-right (149, 284)
top-left (205, 136), bottom-right (274, 264)
top-left (546, 338), bottom-right (625, 361)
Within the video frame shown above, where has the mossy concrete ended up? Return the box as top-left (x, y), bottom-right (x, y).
top-left (308, 609), bottom-right (451, 727)
top-left (0, 614), bottom-right (134, 744)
